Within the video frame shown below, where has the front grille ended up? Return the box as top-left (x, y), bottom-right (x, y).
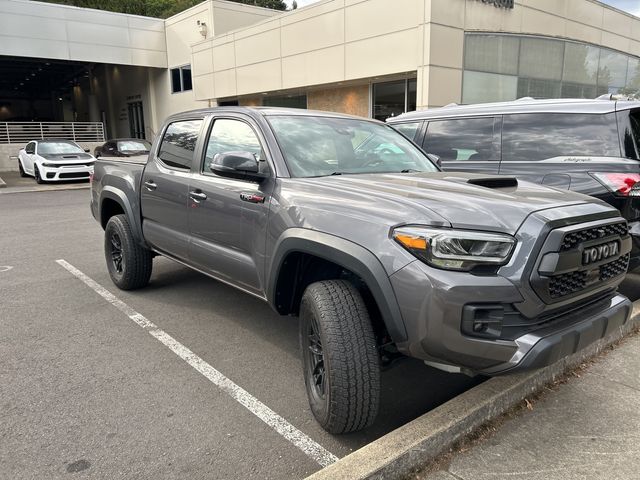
top-left (600, 254), bottom-right (630, 281)
top-left (59, 172), bottom-right (90, 179)
top-left (549, 271), bottom-right (587, 298)
top-left (560, 222), bottom-right (628, 251)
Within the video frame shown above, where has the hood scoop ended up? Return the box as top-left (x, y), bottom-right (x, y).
top-left (62, 155), bottom-right (79, 159)
top-left (466, 177), bottom-right (518, 189)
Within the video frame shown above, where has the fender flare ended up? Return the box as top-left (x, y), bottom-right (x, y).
top-left (267, 228), bottom-right (408, 343)
top-left (100, 187), bottom-right (144, 244)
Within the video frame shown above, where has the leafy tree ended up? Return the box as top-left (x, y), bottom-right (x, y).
top-left (35, 0), bottom-right (287, 18)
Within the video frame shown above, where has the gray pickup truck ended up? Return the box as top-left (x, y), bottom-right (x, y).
top-left (91, 107), bottom-right (633, 434)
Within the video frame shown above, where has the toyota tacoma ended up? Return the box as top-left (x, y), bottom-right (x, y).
top-left (91, 107), bottom-right (633, 433)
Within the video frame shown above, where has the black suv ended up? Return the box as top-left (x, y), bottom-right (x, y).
top-left (388, 98), bottom-right (640, 269)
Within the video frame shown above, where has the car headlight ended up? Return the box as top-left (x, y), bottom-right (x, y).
top-left (392, 226), bottom-right (516, 271)
top-left (42, 162), bottom-right (60, 168)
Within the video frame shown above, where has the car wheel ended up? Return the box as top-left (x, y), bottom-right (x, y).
top-left (299, 280), bottom-right (380, 434)
top-left (18, 160), bottom-right (27, 178)
top-left (33, 165), bottom-right (44, 184)
top-left (104, 214), bottom-right (153, 290)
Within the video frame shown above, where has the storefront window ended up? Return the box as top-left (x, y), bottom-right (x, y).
top-left (462, 34), bottom-right (640, 103)
top-left (262, 95), bottom-right (307, 109)
top-left (372, 79), bottom-right (417, 121)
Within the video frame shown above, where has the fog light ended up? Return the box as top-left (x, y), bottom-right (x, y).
top-left (462, 305), bottom-right (504, 339)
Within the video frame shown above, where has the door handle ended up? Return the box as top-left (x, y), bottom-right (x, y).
top-left (189, 191), bottom-right (207, 203)
top-left (144, 180), bottom-right (157, 191)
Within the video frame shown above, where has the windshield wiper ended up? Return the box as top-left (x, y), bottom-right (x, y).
top-left (400, 169), bottom-right (422, 173)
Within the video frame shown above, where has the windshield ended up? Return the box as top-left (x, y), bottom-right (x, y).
top-left (267, 115), bottom-right (438, 177)
top-left (38, 141), bottom-right (84, 155)
top-left (118, 140), bottom-right (151, 152)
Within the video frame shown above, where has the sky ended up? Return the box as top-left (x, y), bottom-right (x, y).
top-left (285, 0), bottom-right (640, 17)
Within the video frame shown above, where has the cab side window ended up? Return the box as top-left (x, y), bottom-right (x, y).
top-left (392, 122), bottom-right (421, 141)
top-left (203, 118), bottom-right (264, 173)
top-left (423, 118), bottom-right (496, 161)
top-left (158, 119), bottom-right (203, 170)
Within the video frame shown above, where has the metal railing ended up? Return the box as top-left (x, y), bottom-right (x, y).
top-left (0, 122), bottom-right (105, 144)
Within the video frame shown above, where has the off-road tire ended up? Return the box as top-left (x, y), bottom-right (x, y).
top-left (104, 214), bottom-right (153, 290)
top-left (299, 280), bottom-right (380, 434)
top-left (33, 165), bottom-right (44, 184)
top-left (18, 160), bottom-right (27, 177)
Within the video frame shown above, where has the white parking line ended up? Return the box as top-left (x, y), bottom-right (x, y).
top-left (56, 259), bottom-right (339, 468)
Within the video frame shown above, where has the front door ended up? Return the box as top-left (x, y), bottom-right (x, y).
top-left (140, 118), bottom-right (203, 259)
top-left (128, 101), bottom-right (145, 139)
top-left (188, 116), bottom-right (272, 296)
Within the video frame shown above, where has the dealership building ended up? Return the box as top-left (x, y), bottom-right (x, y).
top-left (1, 0), bottom-right (640, 170)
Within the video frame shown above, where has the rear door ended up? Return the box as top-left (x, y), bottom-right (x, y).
top-left (140, 118), bottom-right (204, 260)
top-left (187, 114), bottom-right (273, 297)
top-left (421, 116), bottom-right (500, 174)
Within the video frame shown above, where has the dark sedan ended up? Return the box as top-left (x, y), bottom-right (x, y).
top-left (95, 138), bottom-right (151, 158)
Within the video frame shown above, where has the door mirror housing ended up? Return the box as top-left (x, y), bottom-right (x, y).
top-left (84, 148), bottom-right (90, 153)
top-left (210, 151), bottom-right (267, 181)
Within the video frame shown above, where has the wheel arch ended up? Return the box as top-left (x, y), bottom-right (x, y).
top-left (267, 228), bottom-right (408, 343)
top-left (100, 187), bottom-right (144, 244)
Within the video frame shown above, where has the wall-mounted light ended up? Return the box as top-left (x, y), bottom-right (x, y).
top-left (197, 20), bottom-right (208, 39)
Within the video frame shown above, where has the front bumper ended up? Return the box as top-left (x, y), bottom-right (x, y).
top-left (40, 164), bottom-right (93, 181)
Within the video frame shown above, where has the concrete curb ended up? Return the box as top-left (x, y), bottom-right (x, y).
top-left (306, 303), bottom-right (640, 480)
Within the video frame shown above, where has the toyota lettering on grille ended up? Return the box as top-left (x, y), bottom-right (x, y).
top-left (582, 241), bottom-right (619, 265)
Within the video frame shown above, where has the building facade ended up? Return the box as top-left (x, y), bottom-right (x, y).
top-left (1, 0), bottom-right (640, 171)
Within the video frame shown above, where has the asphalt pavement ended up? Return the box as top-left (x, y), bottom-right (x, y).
top-left (0, 188), bottom-right (482, 479)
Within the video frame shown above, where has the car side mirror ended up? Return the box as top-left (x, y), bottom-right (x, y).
top-left (210, 151), bottom-right (267, 181)
top-left (95, 151), bottom-right (101, 158)
top-left (84, 148), bottom-right (90, 153)
top-left (427, 153), bottom-right (441, 168)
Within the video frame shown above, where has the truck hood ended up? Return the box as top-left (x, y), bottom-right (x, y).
top-left (290, 172), bottom-right (599, 235)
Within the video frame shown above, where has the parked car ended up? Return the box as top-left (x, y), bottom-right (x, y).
top-left (91, 107), bottom-right (632, 433)
top-left (387, 97), bottom-right (640, 269)
top-left (94, 138), bottom-right (152, 158)
top-left (18, 139), bottom-right (95, 183)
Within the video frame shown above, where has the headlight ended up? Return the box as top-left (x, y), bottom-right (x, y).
top-left (392, 226), bottom-right (516, 271)
top-left (42, 162), bottom-right (60, 168)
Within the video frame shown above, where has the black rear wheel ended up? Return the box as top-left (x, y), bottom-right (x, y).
top-left (300, 280), bottom-right (380, 434)
top-left (104, 214), bottom-right (153, 290)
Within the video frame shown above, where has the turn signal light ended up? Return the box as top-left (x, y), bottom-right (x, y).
top-left (394, 233), bottom-right (428, 250)
top-left (591, 172), bottom-right (640, 196)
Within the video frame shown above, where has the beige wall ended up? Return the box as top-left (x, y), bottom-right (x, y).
top-left (0, 0), bottom-right (166, 67)
top-left (307, 85), bottom-right (370, 117)
top-left (191, 0), bottom-right (640, 109)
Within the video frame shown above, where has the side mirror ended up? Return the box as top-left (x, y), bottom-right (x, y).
top-left (95, 151), bottom-right (101, 158)
top-left (210, 151), bottom-right (267, 181)
top-left (427, 153), bottom-right (441, 168)
top-left (84, 148), bottom-right (90, 153)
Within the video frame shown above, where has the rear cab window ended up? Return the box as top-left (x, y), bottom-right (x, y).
top-left (502, 113), bottom-right (621, 161)
top-left (423, 117), bottom-right (498, 161)
top-left (158, 119), bottom-right (203, 170)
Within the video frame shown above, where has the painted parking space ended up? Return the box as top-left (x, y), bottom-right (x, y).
top-left (0, 188), bottom-right (485, 478)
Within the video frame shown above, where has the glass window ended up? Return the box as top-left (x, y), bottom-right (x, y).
top-left (517, 77), bottom-right (561, 99)
top-left (262, 95), bottom-right (307, 109)
top-left (372, 79), bottom-right (417, 121)
top-left (37, 141), bottom-right (84, 154)
top-left (267, 115), bottom-right (438, 177)
top-left (563, 43), bottom-right (599, 85)
top-left (502, 113), bottom-right (620, 161)
top-left (171, 68), bottom-right (181, 94)
top-left (203, 119), bottom-right (263, 173)
top-left (392, 122), bottom-right (421, 141)
top-left (158, 120), bottom-right (202, 169)
top-left (117, 140), bottom-right (151, 152)
top-left (182, 66), bottom-right (192, 91)
top-left (519, 37), bottom-right (564, 81)
top-left (462, 71), bottom-right (518, 104)
top-left (25, 142), bottom-right (35, 154)
top-left (598, 49), bottom-right (629, 92)
top-left (464, 34), bottom-right (520, 75)
top-left (423, 118), bottom-right (496, 161)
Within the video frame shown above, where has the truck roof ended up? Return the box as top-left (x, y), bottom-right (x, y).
top-left (388, 98), bottom-right (640, 122)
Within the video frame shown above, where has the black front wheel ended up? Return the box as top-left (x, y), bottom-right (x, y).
top-left (104, 214), bottom-right (153, 290)
top-left (300, 280), bottom-right (380, 434)
top-left (33, 165), bottom-right (44, 184)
